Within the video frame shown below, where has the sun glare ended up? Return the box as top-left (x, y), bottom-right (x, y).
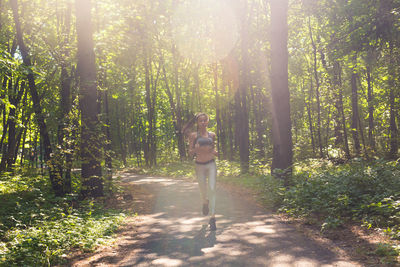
top-left (171, 0), bottom-right (239, 64)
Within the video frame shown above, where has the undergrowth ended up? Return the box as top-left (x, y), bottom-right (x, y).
top-left (0, 170), bottom-right (125, 266)
top-left (283, 159), bottom-right (400, 239)
top-left (281, 158), bottom-right (400, 262)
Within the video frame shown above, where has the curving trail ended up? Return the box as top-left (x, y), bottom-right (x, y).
top-left (71, 173), bottom-right (361, 267)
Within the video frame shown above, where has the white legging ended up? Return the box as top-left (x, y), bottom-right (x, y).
top-left (195, 160), bottom-right (217, 217)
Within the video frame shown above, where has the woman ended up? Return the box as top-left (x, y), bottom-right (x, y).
top-left (183, 113), bottom-right (218, 231)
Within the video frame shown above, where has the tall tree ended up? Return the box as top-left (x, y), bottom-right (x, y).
top-left (388, 46), bottom-right (398, 159)
top-left (350, 69), bottom-right (361, 156)
top-left (237, 2), bottom-right (250, 173)
top-left (75, 0), bottom-right (103, 197)
top-left (366, 65), bottom-right (375, 151)
top-left (10, 0), bottom-right (64, 196)
top-left (308, 17), bottom-right (324, 158)
top-left (269, 0), bottom-right (292, 184)
top-left (57, 1), bottom-right (74, 194)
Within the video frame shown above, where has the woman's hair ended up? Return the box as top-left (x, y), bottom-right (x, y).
top-left (181, 113), bottom-right (209, 137)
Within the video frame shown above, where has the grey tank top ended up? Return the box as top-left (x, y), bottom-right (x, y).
top-left (194, 132), bottom-right (213, 147)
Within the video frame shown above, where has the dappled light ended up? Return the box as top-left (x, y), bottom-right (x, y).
top-left (72, 175), bottom-right (359, 266)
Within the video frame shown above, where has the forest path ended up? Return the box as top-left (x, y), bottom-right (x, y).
top-left (71, 173), bottom-right (362, 267)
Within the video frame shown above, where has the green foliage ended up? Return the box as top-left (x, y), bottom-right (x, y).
top-left (374, 243), bottom-right (399, 257)
top-left (0, 172), bottom-right (125, 266)
top-left (373, 243), bottom-right (400, 265)
top-left (137, 161), bottom-right (196, 179)
top-left (217, 160), bottom-right (242, 177)
top-left (363, 194), bottom-right (400, 239)
top-left (281, 159), bottom-right (400, 239)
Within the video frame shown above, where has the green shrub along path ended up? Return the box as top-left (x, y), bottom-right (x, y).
top-left (70, 173), bottom-right (361, 267)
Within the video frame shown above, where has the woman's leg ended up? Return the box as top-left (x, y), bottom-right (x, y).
top-left (207, 161), bottom-right (217, 217)
top-left (195, 164), bottom-right (208, 205)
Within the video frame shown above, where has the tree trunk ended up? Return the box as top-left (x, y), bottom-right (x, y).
top-left (161, 53), bottom-right (185, 161)
top-left (269, 0), bottom-right (292, 185)
top-left (389, 85), bottom-right (398, 159)
top-left (387, 44), bottom-right (398, 159)
top-left (366, 66), bottom-right (375, 151)
top-left (308, 18), bottom-right (323, 158)
top-left (213, 64), bottom-right (221, 158)
top-left (238, 3), bottom-right (250, 173)
top-left (333, 62), bottom-right (350, 158)
top-left (303, 78), bottom-right (316, 154)
top-left (10, 0), bottom-right (64, 196)
top-left (75, 0), bottom-right (103, 197)
top-left (59, 66), bottom-right (73, 193)
top-left (253, 83), bottom-right (266, 159)
top-left (172, 48), bottom-right (186, 161)
top-left (144, 51), bottom-right (160, 167)
top-left (351, 71), bottom-right (361, 156)
top-left (0, 78), bottom-right (21, 171)
top-left (0, 76), bottom-right (7, 154)
top-left (150, 61), bottom-right (159, 166)
top-left (103, 89), bottom-right (112, 179)
top-left (57, 2), bottom-right (73, 194)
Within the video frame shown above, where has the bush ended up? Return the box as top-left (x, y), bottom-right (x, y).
top-left (280, 159), bottom-right (400, 236)
top-left (0, 171), bottom-right (125, 266)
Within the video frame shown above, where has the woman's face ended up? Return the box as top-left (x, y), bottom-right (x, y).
top-left (197, 115), bottom-right (209, 129)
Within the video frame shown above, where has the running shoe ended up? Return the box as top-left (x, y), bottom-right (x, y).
top-left (209, 217), bottom-right (216, 231)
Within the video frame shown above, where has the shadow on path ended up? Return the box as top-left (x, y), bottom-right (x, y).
top-left (71, 174), bottom-right (361, 267)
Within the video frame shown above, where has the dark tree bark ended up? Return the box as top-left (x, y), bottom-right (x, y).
top-left (333, 62), bottom-right (351, 158)
top-left (59, 66), bottom-right (73, 193)
top-left (172, 48), bottom-right (186, 161)
top-left (0, 40), bottom-right (17, 154)
top-left (308, 18), bottom-right (323, 158)
top-left (150, 61), bottom-right (159, 167)
top-left (0, 78), bottom-right (23, 171)
top-left (388, 51), bottom-right (399, 159)
top-left (0, 76), bottom-right (7, 153)
top-left (252, 82), bottom-right (266, 159)
top-left (213, 63), bottom-right (221, 158)
top-left (144, 50), bottom-right (159, 167)
top-left (269, 0), bottom-right (292, 184)
top-left (115, 101), bottom-right (125, 165)
top-left (10, 0), bottom-right (64, 196)
top-left (75, 0), bottom-right (103, 197)
top-left (161, 52), bottom-right (185, 161)
top-left (143, 52), bottom-right (151, 166)
top-left (351, 71), bottom-right (361, 156)
top-left (366, 66), bottom-right (375, 151)
top-left (339, 86), bottom-right (351, 159)
top-left (57, 2), bottom-right (74, 194)
top-left (194, 65), bottom-right (202, 111)
top-left (14, 89), bottom-right (30, 167)
top-left (302, 79), bottom-right (315, 154)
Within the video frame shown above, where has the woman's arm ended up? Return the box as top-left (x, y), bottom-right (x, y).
top-left (188, 132), bottom-right (196, 157)
top-left (210, 132), bottom-right (218, 156)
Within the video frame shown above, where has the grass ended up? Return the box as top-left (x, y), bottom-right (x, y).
top-left (0, 169), bottom-right (125, 266)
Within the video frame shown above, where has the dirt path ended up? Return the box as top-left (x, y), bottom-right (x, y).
top-left (70, 173), bottom-right (362, 267)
